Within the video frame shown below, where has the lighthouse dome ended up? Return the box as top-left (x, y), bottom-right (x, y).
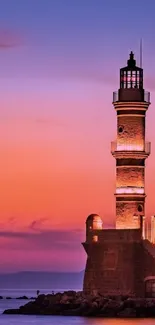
top-left (86, 214), bottom-right (103, 230)
top-left (86, 213), bottom-right (99, 221)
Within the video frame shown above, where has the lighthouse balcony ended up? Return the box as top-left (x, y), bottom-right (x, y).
top-left (113, 90), bottom-right (150, 103)
top-left (116, 186), bottom-right (144, 195)
top-left (111, 141), bottom-right (151, 158)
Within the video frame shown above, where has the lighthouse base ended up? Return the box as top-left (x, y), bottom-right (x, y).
top-left (83, 229), bottom-right (155, 297)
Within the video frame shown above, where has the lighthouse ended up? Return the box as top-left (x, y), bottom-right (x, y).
top-left (111, 52), bottom-right (151, 230)
top-left (83, 51), bottom-right (155, 297)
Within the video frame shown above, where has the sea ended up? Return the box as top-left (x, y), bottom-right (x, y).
top-left (0, 289), bottom-right (154, 325)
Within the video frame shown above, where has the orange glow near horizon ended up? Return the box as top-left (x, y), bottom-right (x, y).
top-left (0, 87), bottom-right (155, 272)
top-left (0, 50), bottom-right (154, 272)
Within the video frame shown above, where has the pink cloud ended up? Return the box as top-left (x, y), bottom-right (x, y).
top-left (0, 29), bottom-right (22, 48)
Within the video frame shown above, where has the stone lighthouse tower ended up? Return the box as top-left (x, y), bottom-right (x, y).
top-left (111, 51), bottom-right (151, 230)
top-left (83, 51), bottom-right (155, 297)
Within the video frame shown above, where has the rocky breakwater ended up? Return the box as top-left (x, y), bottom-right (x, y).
top-left (3, 291), bottom-right (155, 317)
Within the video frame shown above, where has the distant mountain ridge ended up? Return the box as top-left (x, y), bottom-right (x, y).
top-left (0, 271), bottom-right (84, 290)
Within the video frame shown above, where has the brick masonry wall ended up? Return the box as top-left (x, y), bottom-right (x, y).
top-left (117, 115), bottom-right (145, 146)
top-left (85, 228), bottom-right (142, 244)
top-left (116, 167), bottom-right (144, 188)
top-left (83, 240), bottom-right (144, 296)
top-left (143, 241), bottom-right (155, 278)
top-left (83, 229), bottom-right (155, 297)
top-left (116, 201), bottom-right (144, 229)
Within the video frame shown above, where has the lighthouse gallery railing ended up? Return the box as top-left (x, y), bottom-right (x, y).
top-left (113, 90), bottom-right (150, 103)
top-left (111, 141), bottom-right (151, 155)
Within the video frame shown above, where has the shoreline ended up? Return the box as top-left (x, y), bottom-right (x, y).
top-left (0, 295), bottom-right (35, 300)
top-left (3, 291), bottom-right (155, 318)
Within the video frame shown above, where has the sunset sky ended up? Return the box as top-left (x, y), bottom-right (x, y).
top-left (0, 0), bottom-right (155, 272)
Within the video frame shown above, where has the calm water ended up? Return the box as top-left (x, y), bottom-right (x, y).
top-left (0, 289), bottom-right (154, 325)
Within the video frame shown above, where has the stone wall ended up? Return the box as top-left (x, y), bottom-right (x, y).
top-left (85, 228), bottom-right (142, 243)
top-left (116, 166), bottom-right (144, 188)
top-left (83, 231), bottom-right (155, 297)
top-left (117, 115), bottom-right (145, 147)
top-left (83, 236), bottom-right (144, 296)
top-left (116, 201), bottom-right (144, 229)
top-left (143, 240), bottom-right (155, 278)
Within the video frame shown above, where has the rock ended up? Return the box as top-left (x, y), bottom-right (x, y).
top-left (0, 296), bottom-right (3, 299)
top-left (36, 294), bottom-right (45, 303)
top-left (6, 297), bottom-right (12, 300)
top-left (118, 307), bottom-right (136, 317)
top-left (3, 309), bottom-right (20, 314)
top-left (96, 297), bottom-right (109, 308)
top-left (64, 291), bottom-right (77, 297)
top-left (99, 299), bottom-right (124, 317)
top-left (123, 298), bottom-right (135, 308)
top-left (3, 291), bottom-right (155, 317)
top-left (16, 296), bottom-right (28, 300)
top-left (60, 294), bottom-right (70, 304)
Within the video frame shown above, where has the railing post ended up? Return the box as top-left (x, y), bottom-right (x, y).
top-left (144, 91), bottom-right (150, 103)
top-left (113, 91), bottom-right (118, 103)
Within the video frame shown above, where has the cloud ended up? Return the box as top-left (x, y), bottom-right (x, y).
top-left (0, 216), bottom-right (18, 230)
top-left (29, 218), bottom-right (49, 232)
top-left (0, 29), bottom-right (22, 48)
top-left (0, 216), bottom-right (114, 253)
top-left (0, 226), bottom-right (85, 252)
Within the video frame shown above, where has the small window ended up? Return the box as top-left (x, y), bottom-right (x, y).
top-left (138, 204), bottom-right (143, 213)
top-left (145, 279), bottom-right (155, 297)
top-left (93, 235), bottom-right (98, 242)
top-left (118, 126), bottom-right (124, 133)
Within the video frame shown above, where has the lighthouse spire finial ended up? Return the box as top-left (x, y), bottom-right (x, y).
top-left (127, 51), bottom-right (136, 67)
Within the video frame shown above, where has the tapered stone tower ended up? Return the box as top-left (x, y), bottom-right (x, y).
top-left (111, 52), bottom-right (151, 230)
top-left (83, 51), bottom-right (155, 297)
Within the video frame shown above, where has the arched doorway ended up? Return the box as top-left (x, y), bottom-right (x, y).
top-left (144, 276), bottom-right (155, 298)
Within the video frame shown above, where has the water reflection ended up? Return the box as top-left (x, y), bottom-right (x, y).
top-left (82, 319), bottom-right (155, 325)
top-left (0, 315), bottom-right (155, 325)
